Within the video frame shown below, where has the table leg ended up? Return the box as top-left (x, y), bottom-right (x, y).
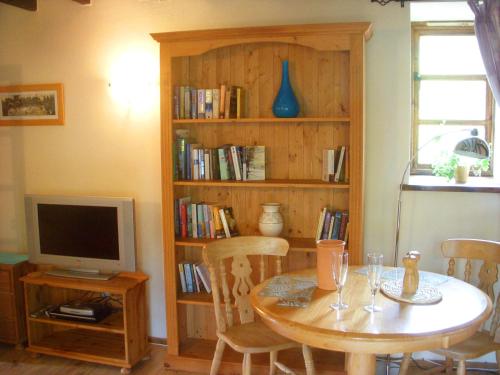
top-left (345, 353), bottom-right (376, 375)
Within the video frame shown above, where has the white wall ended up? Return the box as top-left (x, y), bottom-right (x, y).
top-left (0, 0), bottom-right (498, 339)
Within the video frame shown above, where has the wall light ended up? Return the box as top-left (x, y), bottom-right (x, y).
top-left (108, 49), bottom-right (159, 115)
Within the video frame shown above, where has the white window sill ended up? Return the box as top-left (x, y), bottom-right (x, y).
top-left (403, 175), bottom-right (500, 193)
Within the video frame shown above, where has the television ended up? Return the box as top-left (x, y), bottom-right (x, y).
top-left (25, 194), bottom-right (136, 278)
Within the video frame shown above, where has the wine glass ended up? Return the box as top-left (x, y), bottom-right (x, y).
top-left (330, 251), bottom-right (349, 310)
top-left (364, 252), bottom-right (384, 313)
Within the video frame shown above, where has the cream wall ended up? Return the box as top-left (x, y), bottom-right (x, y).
top-left (0, 0), bottom-right (498, 339)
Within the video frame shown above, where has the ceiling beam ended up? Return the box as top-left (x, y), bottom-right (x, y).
top-left (0, 0), bottom-right (37, 11)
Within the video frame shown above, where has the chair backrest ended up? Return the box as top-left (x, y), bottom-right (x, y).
top-left (441, 238), bottom-right (500, 338)
top-left (202, 236), bottom-right (289, 334)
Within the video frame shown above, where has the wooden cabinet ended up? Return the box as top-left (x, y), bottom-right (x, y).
top-left (152, 23), bottom-right (372, 373)
top-left (21, 272), bottom-right (149, 374)
top-left (0, 253), bottom-right (32, 346)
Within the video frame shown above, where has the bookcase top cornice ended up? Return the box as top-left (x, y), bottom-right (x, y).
top-left (151, 22), bottom-right (373, 44)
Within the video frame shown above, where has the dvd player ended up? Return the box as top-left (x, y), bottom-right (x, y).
top-left (47, 303), bottom-right (112, 323)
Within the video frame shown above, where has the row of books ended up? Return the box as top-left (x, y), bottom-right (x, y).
top-left (173, 85), bottom-right (244, 120)
top-left (322, 145), bottom-right (349, 183)
top-left (175, 197), bottom-right (239, 239)
top-left (175, 137), bottom-right (265, 181)
top-left (178, 262), bottom-right (212, 294)
top-left (315, 208), bottom-right (349, 242)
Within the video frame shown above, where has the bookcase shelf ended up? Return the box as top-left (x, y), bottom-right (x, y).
top-left (173, 116), bottom-right (350, 124)
top-left (153, 22), bottom-right (371, 373)
top-left (27, 312), bottom-right (125, 334)
top-left (175, 237), bottom-right (318, 253)
top-left (173, 179), bottom-right (350, 189)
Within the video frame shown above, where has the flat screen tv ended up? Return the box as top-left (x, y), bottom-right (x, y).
top-left (25, 195), bottom-right (136, 276)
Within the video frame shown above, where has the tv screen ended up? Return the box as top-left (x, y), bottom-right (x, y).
top-left (38, 204), bottom-right (120, 260)
top-left (25, 195), bottom-right (136, 273)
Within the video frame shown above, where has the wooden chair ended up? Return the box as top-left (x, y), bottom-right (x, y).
top-left (202, 236), bottom-right (315, 375)
top-left (399, 239), bottom-right (500, 375)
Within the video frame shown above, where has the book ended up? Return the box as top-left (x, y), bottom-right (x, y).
top-left (205, 89), bottom-right (213, 119)
top-left (195, 263), bottom-right (212, 293)
top-left (224, 87), bottom-right (231, 119)
top-left (339, 211), bottom-right (349, 241)
top-left (178, 263), bottom-right (187, 293)
top-left (197, 89), bottom-right (205, 119)
top-left (321, 211), bottom-right (332, 240)
top-left (322, 149), bottom-right (335, 182)
top-left (212, 88), bottom-right (220, 119)
top-left (315, 207), bottom-right (327, 241)
top-left (211, 205), bottom-right (225, 239)
top-left (218, 147), bottom-right (230, 180)
top-left (197, 204), bottom-right (205, 238)
top-left (219, 84), bottom-right (226, 119)
top-left (183, 262), bottom-right (194, 293)
top-left (219, 207), bottom-right (239, 238)
top-left (204, 149), bottom-right (211, 180)
top-left (174, 199), bottom-right (180, 237)
top-left (334, 146), bottom-right (346, 183)
top-left (198, 149), bottom-right (205, 180)
top-left (190, 88), bottom-right (198, 119)
top-left (173, 86), bottom-right (180, 120)
top-left (192, 263), bottom-right (201, 292)
top-left (179, 86), bottom-right (185, 119)
top-left (178, 196), bottom-right (191, 238)
top-left (327, 212), bottom-right (335, 239)
top-left (230, 146), bottom-right (242, 180)
top-left (228, 86), bottom-right (238, 118)
top-left (332, 210), bottom-right (343, 240)
top-left (191, 203), bottom-right (198, 239)
top-left (245, 145), bottom-right (265, 181)
top-left (184, 86), bottom-right (191, 119)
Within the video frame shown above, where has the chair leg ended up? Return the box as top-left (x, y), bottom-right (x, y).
top-left (399, 353), bottom-right (411, 375)
top-left (456, 360), bottom-right (466, 375)
top-left (243, 353), bottom-right (252, 375)
top-left (496, 350), bottom-right (500, 373)
top-left (270, 351), bottom-right (277, 375)
top-left (302, 344), bottom-right (315, 375)
top-left (210, 338), bottom-right (226, 375)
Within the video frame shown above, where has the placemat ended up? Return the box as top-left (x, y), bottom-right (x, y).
top-left (259, 275), bottom-right (317, 307)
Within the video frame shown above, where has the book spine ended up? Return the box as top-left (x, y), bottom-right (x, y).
top-left (179, 86), bottom-right (185, 119)
top-left (208, 205), bottom-right (216, 239)
top-left (205, 89), bottom-right (213, 119)
top-left (203, 204), bottom-right (211, 239)
top-left (218, 148), bottom-right (229, 180)
top-left (195, 263), bottom-right (212, 293)
top-left (219, 85), bottom-right (226, 119)
top-left (211, 148), bottom-right (220, 180)
top-left (190, 88), bottom-right (198, 119)
top-left (186, 144), bottom-right (191, 180)
top-left (332, 211), bottom-right (343, 240)
top-left (178, 263), bottom-right (187, 293)
top-left (199, 149), bottom-right (205, 180)
top-left (339, 211), bottom-right (349, 241)
top-left (230, 146), bottom-right (242, 181)
top-left (184, 86), bottom-right (191, 120)
top-left (212, 88), bottom-right (220, 119)
top-left (180, 202), bottom-right (188, 238)
top-left (197, 204), bottom-right (204, 238)
top-left (173, 86), bottom-right (180, 120)
top-left (187, 203), bottom-right (192, 238)
top-left (197, 89), bottom-right (205, 119)
top-left (335, 146), bottom-right (346, 183)
top-left (191, 203), bottom-right (198, 239)
top-left (224, 87), bottom-right (231, 119)
top-left (225, 147), bottom-right (236, 180)
top-left (236, 87), bottom-right (243, 119)
top-left (212, 205), bottom-right (225, 239)
top-left (315, 207), bottom-right (327, 241)
top-left (219, 208), bottom-right (231, 238)
top-left (192, 263), bottom-right (201, 292)
top-left (174, 199), bottom-right (180, 237)
top-left (192, 148), bottom-right (199, 180)
top-left (321, 211), bottom-right (332, 240)
top-left (229, 86), bottom-right (238, 119)
top-left (184, 263), bottom-right (194, 293)
top-left (327, 212), bottom-right (335, 239)
top-left (204, 149), bottom-right (211, 180)
top-left (242, 147), bottom-right (247, 181)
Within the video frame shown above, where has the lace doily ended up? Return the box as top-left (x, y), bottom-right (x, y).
top-left (381, 280), bottom-right (442, 305)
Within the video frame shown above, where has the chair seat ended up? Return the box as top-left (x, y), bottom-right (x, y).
top-left (432, 331), bottom-right (500, 360)
top-left (218, 321), bottom-right (300, 354)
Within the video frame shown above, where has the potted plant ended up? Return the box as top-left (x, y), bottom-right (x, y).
top-left (432, 153), bottom-right (460, 182)
top-left (470, 158), bottom-right (490, 177)
top-left (432, 153), bottom-right (490, 183)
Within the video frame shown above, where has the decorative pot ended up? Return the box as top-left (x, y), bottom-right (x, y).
top-left (272, 60), bottom-right (300, 118)
top-left (316, 240), bottom-right (345, 290)
top-left (258, 203), bottom-right (283, 237)
top-left (455, 165), bottom-right (470, 184)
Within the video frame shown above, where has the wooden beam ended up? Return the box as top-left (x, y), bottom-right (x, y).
top-left (72, 0), bottom-right (91, 4)
top-left (0, 0), bottom-right (37, 11)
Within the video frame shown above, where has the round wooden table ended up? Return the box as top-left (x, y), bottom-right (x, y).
top-left (250, 267), bottom-right (492, 375)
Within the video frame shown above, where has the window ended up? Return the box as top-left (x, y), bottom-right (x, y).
top-left (411, 23), bottom-right (495, 176)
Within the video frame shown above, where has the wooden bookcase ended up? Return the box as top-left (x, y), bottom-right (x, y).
top-left (21, 272), bottom-right (149, 374)
top-left (152, 23), bottom-right (372, 374)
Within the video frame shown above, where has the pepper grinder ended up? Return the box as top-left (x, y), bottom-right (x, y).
top-left (402, 250), bottom-right (421, 296)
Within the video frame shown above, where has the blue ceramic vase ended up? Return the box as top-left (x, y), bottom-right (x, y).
top-left (272, 60), bottom-right (299, 118)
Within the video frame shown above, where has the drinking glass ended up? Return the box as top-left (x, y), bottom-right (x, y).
top-left (364, 252), bottom-right (384, 313)
top-left (330, 251), bottom-right (349, 310)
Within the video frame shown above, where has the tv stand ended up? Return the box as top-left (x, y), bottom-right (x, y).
top-left (45, 268), bottom-right (116, 280)
top-left (20, 271), bottom-right (149, 374)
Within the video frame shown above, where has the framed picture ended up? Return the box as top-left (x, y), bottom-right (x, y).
top-left (0, 83), bottom-right (64, 126)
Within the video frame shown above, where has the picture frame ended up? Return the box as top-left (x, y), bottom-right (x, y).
top-left (0, 83), bottom-right (64, 126)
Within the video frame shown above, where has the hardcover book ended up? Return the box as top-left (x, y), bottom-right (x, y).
top-left (219, 207), bottom-right (239, 238)
top-left (245, 145), bottom-right (265, 181)
top-left (219, 84), bottom-right (226, 119)
top-left (212, 88), bottom-right (220, 119)
top-left (197, 89), bottom-right (205, 119)
top-left (205, 89), bottom-right (213, 119)
top-left (195, 263), bottom-right (212, 293)
top-left (184, 86), bottom-right (191, 119)
top-left (190, 88), bottom-right (198, 119)
top-left (178, 263), bottom-right (187, 293)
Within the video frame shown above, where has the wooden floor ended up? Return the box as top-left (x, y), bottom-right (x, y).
top-left (0, 343), bottom-right (495, 374)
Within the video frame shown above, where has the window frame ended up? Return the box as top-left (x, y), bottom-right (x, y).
top-left (411, 22), bottom-right (495, 176)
